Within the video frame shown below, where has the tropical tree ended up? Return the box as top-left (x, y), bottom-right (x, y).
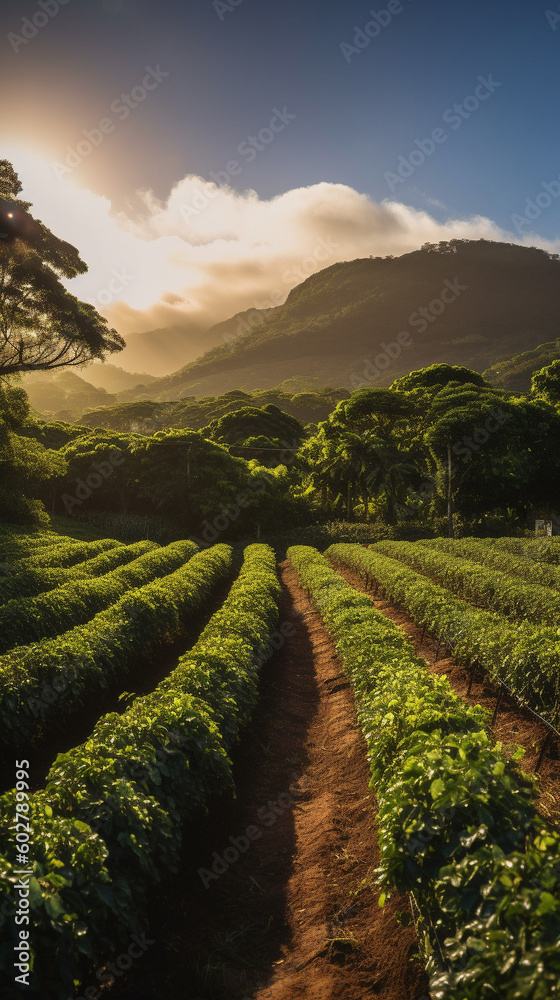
top-left (532, 360), bottom-right (560, 406)
top-left (0, 160), bottom-right (123, 376)
top-left (0, 382), bottom-right (66, 524)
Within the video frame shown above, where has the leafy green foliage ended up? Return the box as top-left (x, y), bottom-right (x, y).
top-left (78, 386), bottom-right (348, 431)
top-left (490, 536), bottom-right (560, 565)
top-left (373, 539), bottom-right (560, 625)
top-left (0, 159), bottom-right (123, 376)
top-left (0, 540), bottom-right (207, 743)
top-left (328, 543), bottom-right (560, 724)
top-left (0, 538), bottom-right (157, 603)
top-left (0, 382), bottom-right (66, 527)
top-left (0, 539), bottom-right (189, 652)
top-left (0, 544), bottom-right (279, 995)
top-left (484, 339), bottom-right (560, 392)
top-left (532, 359), bottom-right (560, 405)
top-left (422, 536), bottom-right (560, 590)
top-left (289, 544), bottom-right (560, 998)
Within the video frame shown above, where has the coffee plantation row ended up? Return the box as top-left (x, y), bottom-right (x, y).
top-left (0, 540), bottom-right (198, 653)
top-left (0, 539), bottom-right (159, 604)
top-left (0, 542), bottom-right (280, 996)
top-left (0, 540), bottom-right (233, 746)
top-left (372, 538), bottom-right (560, 625)
top-left (420, 536), bottom-right (560, 590)
top-left (290, 544), bottom-right (560, 999)
top-left (328, 543), bottom-right (560, 723)
top-left (490, 535), bottom-right (560, 565)
top-left (1, 524), bottom-right (560, 999)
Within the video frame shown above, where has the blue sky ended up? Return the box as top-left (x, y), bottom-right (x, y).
top-left (2, 0), bottom-right (560, 371)
top-left (2, 0), bottom-right (559, 234)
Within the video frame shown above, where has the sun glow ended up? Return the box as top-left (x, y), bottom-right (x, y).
top-left (4, 142), bottom-right (559, 367)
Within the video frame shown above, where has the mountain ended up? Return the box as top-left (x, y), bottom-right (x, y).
top-left (82, 362), bottom-right (157, 394)
top-left (23, 370), bottom-right (116, 420)
top-left (114, 325), bottom-right (206, 376)
top-left (22, 364), bottom-right (158, 420)
top-left (112, 240), bottom-right (560, 402)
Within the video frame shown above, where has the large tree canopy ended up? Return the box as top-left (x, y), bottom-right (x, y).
top-left (532, 359), bottom-right (560, 406)
top-left (0, 160), bottom-right (123, 376)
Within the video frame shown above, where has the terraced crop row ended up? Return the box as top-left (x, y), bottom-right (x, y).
top-left (420, 536), bottom-right (560, 590)
top-left (0, 544), bottom-right (280, 996)
top-left (0, 540), bottom-right (195, 654)
top-left (0, 539), bottom-right (159, 604)
top-left (289, 545), bottom-right (560, 1000)
top-left (327, 544), bottom-right (560, 723)
top-left (0, 537), bottom-right (121, 591)
top-left (0, 529), bottom-right (59, 558)
top-left (0, 543), bottom-right (230, 745)
top-left (489, 535), bottom-right (560, 564)
top-left (371, 539), bottom-right (560, 626)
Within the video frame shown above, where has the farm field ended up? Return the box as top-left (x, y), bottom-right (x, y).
top-left (1, 527), bottom-right (560, 999)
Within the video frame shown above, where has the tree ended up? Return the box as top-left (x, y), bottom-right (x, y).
top-left (391, 364), bottom-right (489, 393)
top-left (532, 360), bottom-right (560, 406)
top-left (0, 160), bottom-right (123, 376)
top-left (58, 430), bottom-right (139, 516)
top-left (0, 382), bottom-right (66, 525)
top-left (203, 404), bottom-right (303, 448)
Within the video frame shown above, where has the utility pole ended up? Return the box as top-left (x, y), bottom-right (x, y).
top-left (447, 443), bottom-right (454, 538)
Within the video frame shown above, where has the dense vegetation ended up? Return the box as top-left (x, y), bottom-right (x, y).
top-left (4, 359), bottom-right (559, 543)
top-left (329, 542), bottom-right (560, 723)
top-left (0, 541), bottom-right (280, 995)
top-left (290, 544), bottom-right (560, 999)
top-left (3, 155), bottom-right (560, 998)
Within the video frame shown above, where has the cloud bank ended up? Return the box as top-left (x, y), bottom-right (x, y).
top-left (6, 147), bottom-right (560, 375)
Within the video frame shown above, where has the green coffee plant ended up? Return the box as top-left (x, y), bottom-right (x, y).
top-left (489, 536), bottom-right (560, 565)
top-left (289, 545), bottom-right (560, 999)
top-left (420, 536), bottom-right (560, 590)
top-left (0, 544), bottom-right (279, 996)
top-left (0, 542), bottom-right (224, 745)
top-left (0, 539), bottom-right (159, 604)
top-left (328, 543), bottom-right (560, 723)
top-left (0, 540), bottom-right (193, 653)
top-left (372, 539), bottom-right (560, 625)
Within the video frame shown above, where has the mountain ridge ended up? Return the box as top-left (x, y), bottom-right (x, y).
top-left (114, 240), bottom-right (560, 401)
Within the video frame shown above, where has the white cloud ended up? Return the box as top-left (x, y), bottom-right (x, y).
top-left (5, 145), bottom-right (560, 373)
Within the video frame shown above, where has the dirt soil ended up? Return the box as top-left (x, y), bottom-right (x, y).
top-left (108, 560), bottom-right (429, 1000)
top-left (334, 562), bottom-right (560, 829)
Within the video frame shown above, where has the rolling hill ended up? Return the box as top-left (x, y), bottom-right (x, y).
top-left (114, 239), bottom-right (560, 401)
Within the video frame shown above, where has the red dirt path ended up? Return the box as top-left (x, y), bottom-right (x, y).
top-left (108, 560), bottom-right (429, 1000)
